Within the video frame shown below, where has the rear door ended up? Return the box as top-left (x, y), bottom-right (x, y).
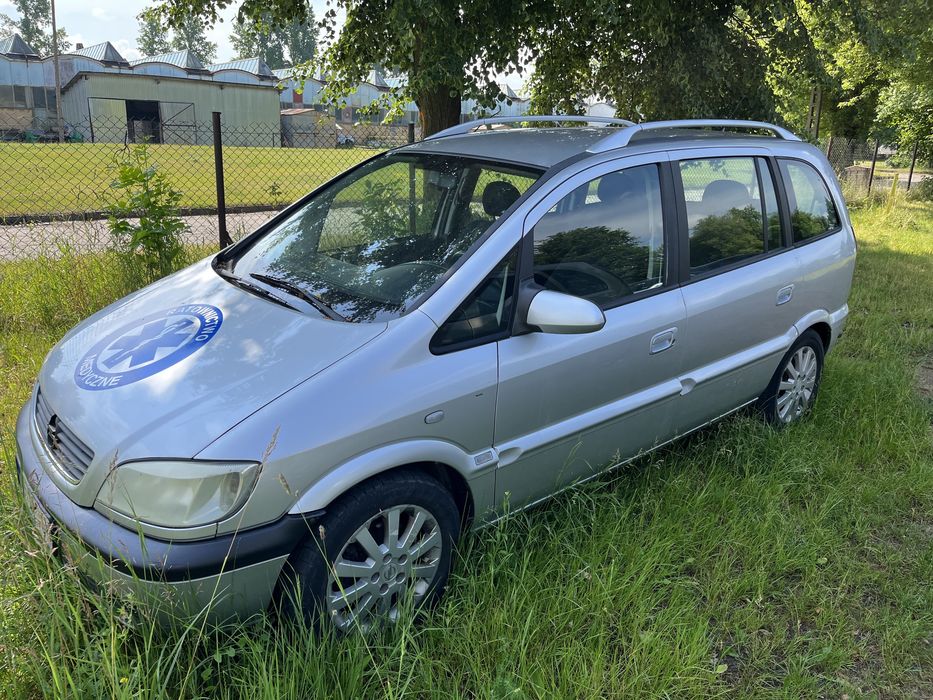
top-left (671, 149), bottom-right (801, 434)
top-left (493, 154), bottom-right (687, 509)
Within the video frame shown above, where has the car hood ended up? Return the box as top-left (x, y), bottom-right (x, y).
top-left (36, 260), bottom-right (387, 506)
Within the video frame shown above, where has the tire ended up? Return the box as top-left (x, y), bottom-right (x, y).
top-left (759, 329), bottom-right (825, 426)
top-left (276, 469), bottom-right (460, 632)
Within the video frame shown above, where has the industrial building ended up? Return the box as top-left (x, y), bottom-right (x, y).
top-left (1, 32), bottom-right (530, 147)
top-left (0, 35), bottom-right (280, 144)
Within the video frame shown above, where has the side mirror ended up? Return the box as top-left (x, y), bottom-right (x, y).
top-left (526, 289), bottom-right (606, 334)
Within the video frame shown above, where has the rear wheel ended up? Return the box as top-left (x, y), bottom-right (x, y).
top-left (277, 470), bottom-right (460, 632)
top-left (759, 330), bottom-right (824, 426)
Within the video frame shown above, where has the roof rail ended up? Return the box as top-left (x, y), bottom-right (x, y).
top-left (588, 119), bottom-right (801, 153)
top-left (424, 115), bottom-right (636, 141)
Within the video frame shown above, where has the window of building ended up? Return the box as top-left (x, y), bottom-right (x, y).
top-left (680, 157), bottom-right (779, 275)
top-left (431, 248), bottom-right (518, 350)
top-left (12, 85), bottom-right (27, 108)
top-left (531, 164), bottom-right (666, 307)
top-left (45, 89), bottom-right (56, 111)
top-left (778, 159), bottom-right (840, 242)
top-left (31, 86), bottom-right (46, 109)
top-left (0, 85), bottom-right (14, 109)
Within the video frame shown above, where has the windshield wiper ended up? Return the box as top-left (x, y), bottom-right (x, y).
top-left (250, 273), bottom-right (348, 322)
top-left (215, 266), bottom-right (299, 311)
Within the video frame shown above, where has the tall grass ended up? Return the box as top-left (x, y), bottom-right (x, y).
top-left (1, 203), bottom-right (931, 698)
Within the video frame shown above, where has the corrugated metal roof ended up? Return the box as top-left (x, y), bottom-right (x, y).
top-left (130, 49), bottom-right (206, 71)
top-left (73, 41), bottom-right (128, 65)
top-left (0, 33), bottom-right (39, 58)
top-left (273, 67), bottom-right (324, 81)
top-left (207, 57), bottom-right (275, 78)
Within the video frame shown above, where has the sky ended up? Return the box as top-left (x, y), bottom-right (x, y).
top-left (0, 0), bottom-right (526, 90)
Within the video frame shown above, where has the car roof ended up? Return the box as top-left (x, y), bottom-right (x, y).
top-left (399, 123), bottom-right (814, 170)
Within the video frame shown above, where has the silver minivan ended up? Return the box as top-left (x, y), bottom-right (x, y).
top-left (15, 118), bottom-right (855, 629)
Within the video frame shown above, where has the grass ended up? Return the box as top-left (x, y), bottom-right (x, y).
top-left (0, 142), bottom-right (380, 219)
top-left (0, 199), bottom-right (931, 697)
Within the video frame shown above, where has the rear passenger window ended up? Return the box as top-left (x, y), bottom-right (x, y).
top-left (679, 157), bottom-right (781, 276)
top-left (531, 164), bottom-right (665, 307)
top-left (778, 160), bottom-right (840, 242)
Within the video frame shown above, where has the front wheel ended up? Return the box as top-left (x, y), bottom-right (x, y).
top-left (276, 470), bottom-right (460, 632)
top-left (759, 330), bottom-right (825, 426)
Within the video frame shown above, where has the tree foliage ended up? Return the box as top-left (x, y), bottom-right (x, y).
top-left (170, 11), bottom-right (217, 63)
top-left (137, 11), bottom-right (172, 57)
top-left (151, 0), bottom-right (933, 140)
top-left (152, 0), bottom-right (538, 135)
top-left (230, 4), bottom-right (316, 68)
top-left (0, 0), bottom-right (69, 55)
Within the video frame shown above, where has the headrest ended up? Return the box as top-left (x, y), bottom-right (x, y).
top-left (596, 170), bottom-right (646, 203)
top-left (482, 180), bottom-right (521, 217)
top-left (702, 179), bottom-right (751, 211)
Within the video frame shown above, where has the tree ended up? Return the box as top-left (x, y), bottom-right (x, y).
top-left (151, 0), bottom-right (539, 136)
top-left (0, 0), bottom-right (69, 55)
top-left (170, 11), bottom-right (217, 64)
top-left (231, 14), bottom-right (285, 67)
top-left (230, 6), bottom-right (315, 68)
top-left (137, 10), bottom-right (171, 57)
top-left (280, 14), bottom-right (316, 65)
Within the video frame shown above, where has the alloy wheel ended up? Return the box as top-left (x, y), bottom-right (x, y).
top-left (776, 345), bottom-right (819, 424)
top-left (326, 504), bottom-right (443, 631)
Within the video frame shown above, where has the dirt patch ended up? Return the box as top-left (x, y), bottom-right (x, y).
top-left (916, 357), bottom-right (933, 402)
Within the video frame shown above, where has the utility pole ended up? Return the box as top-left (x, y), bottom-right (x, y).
top-left (50, 0), bottom-right (64, 143)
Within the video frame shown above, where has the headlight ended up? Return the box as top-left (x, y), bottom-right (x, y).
top-left (96, 460), bottom-right (260, 528)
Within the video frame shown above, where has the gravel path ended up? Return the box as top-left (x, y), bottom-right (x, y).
top-left (0, 210), bottom-right (278, 260)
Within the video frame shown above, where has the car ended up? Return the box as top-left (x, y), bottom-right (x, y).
top-left (336, 128), bottom-right (355, 147)
top-left (15, 117), bottom-right (855, 630)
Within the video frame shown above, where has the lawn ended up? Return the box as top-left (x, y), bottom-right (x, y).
top-left (0, 200), bottom-right (931, 697)
top-left (0, 142), bottom-right (381, 219)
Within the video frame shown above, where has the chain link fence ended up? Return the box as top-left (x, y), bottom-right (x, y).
top-left (822, 136), bottom-right (932, 197)
top-left (2, 114), bottom-right (931, 260)
top-left (0, 113), bottom-right (415, 259)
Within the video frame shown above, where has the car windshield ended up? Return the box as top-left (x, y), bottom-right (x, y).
top-left (229, 152), bottom-right (542, 322)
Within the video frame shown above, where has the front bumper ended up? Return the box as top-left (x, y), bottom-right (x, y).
top-left (15, 399), bottom-right (317, 621)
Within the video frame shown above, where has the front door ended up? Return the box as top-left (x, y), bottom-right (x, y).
top-left (494, 156), bottom-right (687, 510)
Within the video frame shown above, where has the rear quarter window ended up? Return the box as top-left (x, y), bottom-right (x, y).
top-left (778, 160), bottom-right (840, 242)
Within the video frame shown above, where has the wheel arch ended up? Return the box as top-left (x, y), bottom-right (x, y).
top-left (794, 310), bottom-right (833, 351)
top-left (287, 439), bottom-right (485, 528)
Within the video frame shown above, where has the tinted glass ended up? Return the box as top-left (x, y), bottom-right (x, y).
top-left (759, 159), bottom-right (783, 251)
top-left (680, 157), bottom-right (770, 275)
top-left (232, 153), bottom-right (540, 323)
top-left (779, 159), bottom-right (840, 242)
top-left (531, 164), bottom-right (665, 307)
top-left (432, 248), bottom-right (518, 349)
top-left (12, 85), bottom-right (26, 108)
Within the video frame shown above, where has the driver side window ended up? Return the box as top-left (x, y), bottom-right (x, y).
top-left (531, 164), bottom-right (665, 308)
top-left (431, 248), bottom-right (518, 352)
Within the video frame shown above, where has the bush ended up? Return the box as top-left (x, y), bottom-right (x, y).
top-left (107, 143), bottom-right (187, 283)
top-left (907, 176), bottom-right (933, 201)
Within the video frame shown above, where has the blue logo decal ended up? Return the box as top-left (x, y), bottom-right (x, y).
top-left (74, 304), bottom-right (223, 390)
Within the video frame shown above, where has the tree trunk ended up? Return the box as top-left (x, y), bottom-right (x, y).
top-left (416, 86), bottom-right (462, 137)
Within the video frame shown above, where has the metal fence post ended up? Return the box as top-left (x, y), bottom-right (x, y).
top-left (408, 121), bottom-right (415, 144)
top-left (907, 141), bottom-right (919, 191)
top-left (212, 112), bottom-right (232, 249)
top-left (867, 139), bottom-right (880, 194)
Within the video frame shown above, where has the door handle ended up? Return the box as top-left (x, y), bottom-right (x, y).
top-left (776, 284), bottom-right (794, 306)
top-left (650, 327), bottom-right (677, 355)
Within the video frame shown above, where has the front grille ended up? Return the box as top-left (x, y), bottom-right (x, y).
top-left (35, 390), bottom-right (94, 482)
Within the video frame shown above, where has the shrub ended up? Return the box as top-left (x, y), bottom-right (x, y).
top-left (107, 143), bottom-right (187, 283)
top-left (907, 176), bottom-right (933, 201)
